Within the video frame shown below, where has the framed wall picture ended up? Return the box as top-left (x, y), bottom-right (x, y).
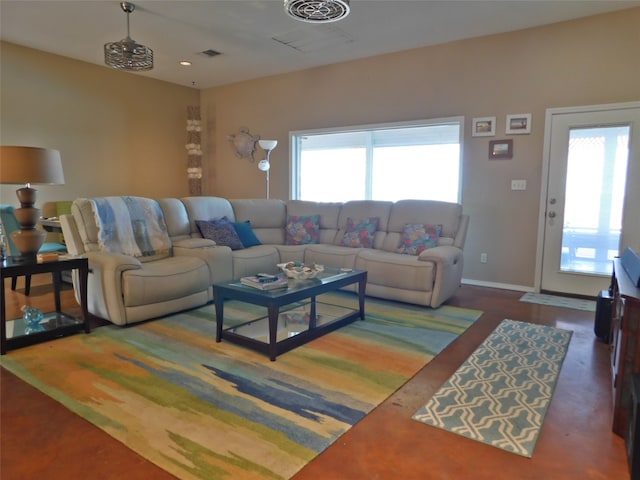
top-left (489, 139), bottom-right (513, 159)
top-left (506, 113), bottom-right (531, 134)
top-left (472, 117), bottom-right (496, 137)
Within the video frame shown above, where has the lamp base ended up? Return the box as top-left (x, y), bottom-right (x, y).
top-left (10, 185), bottom-right (45, 259)
top-left (13, 206), bottom-right (40, 229)
top-left (16, 186), bottom-right (37, 208)
top-left (10, 229), bottom-right (46, 260)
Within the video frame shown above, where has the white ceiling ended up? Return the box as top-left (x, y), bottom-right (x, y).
top-left (1, 0), bottom-right (638, 89)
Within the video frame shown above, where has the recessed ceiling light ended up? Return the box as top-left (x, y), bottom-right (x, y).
top-left (179, 60), bottom-right (192, 66)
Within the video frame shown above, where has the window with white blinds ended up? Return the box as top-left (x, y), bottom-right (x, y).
top-left (290, 118), bottom-right (463, 203)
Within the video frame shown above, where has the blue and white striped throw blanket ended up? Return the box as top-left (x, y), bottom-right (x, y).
top-left (91, 196), bottom-right (171, 258)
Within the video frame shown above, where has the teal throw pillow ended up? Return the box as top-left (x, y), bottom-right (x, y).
top-left (232, 220), bottom-right (262, 248)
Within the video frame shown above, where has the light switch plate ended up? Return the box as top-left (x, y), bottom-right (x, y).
top-left (511, 179), bottom-right (527, 190)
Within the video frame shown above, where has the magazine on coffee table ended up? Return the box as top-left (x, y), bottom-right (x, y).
top-left (240, 275), bottom-right (289, 290)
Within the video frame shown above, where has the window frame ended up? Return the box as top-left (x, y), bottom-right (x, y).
top-left (289, 116), bottom-right (465, 203)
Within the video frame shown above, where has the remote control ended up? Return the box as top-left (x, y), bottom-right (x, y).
top-left (256, 273), bottom-right (278, 283)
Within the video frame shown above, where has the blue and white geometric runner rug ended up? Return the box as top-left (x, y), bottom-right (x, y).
top-left (412, 319), bottom-right (572, 457)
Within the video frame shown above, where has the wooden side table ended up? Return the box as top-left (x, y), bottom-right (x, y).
top-left (1, 255), bottom-right (90, 354)
top-left (611, 258), bottom-right (640, 437)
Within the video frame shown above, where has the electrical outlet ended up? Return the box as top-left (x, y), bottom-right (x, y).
top-left (511, 179), bottom-right (527, 190)
top-left (480, 253), bottom-right (488, 264)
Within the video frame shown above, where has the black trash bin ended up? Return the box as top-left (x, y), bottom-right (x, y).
top-left (594, 289), bottom-right (613, 343)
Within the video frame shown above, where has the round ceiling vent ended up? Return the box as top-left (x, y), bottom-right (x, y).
top-left (284, 0), bottom-right (350, 23)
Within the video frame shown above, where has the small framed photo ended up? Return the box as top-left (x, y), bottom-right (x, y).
top-left (506, 113), bottom-right (531, 134)
top-left (472, 117), bottom-right (496, 137)
top-left (489, 139), bottom-right (513, 159)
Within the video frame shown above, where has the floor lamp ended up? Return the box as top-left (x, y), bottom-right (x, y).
top-left (258, 140), bottom-right (277, 199)
top-left (0, 146), bottom-right (65, 260)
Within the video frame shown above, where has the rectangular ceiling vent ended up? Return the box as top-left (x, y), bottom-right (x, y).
top-left (200, 49), bottom-right (221, 58)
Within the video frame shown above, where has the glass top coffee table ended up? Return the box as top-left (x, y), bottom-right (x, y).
top-left (213, 267), bottom-right (367, 361)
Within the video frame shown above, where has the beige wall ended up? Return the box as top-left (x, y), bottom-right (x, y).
top-left (1, 9), bottom-right (639, 289)
top-left (0, 41), bottom-right (199, 206)
top-left (202, 8), bottom-right (640, 289)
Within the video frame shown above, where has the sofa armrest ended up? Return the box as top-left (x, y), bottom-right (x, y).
top-left (173, 242), bottom-right (233, 284)
top-left (66, 251), bottom-right (141, 326)
top-left (84, 251), bottom-right (142, 272)
top-left (417, 246), bottom-right (464, 307)
top-left (172, 238), bottom-right (216, 249)
top-left (60, 214), bottom-right (85, 255)
top-left (417, 245), bottom-right (461, 264)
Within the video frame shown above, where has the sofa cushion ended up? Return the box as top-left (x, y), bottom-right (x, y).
top-left (304, 244), bottom-right (360, 269)
top-left (230, 199), bottom-right (287, 245)
top-left (196, 218), bottom-right (244, 250)
top-left (182, 196), bottom-right (235, 237)
top-left (397, 223), bottom-right (442, 255)
top-left (336, 201), bottom-right (392, 249)
top-left (341, 217), bottom-right (379, 248)
top-left (286, 200), bottom-right (342, 244)
top-left (122, 256), bottom-right (210, 307)
top-left (158, 197), bottom-right (192, 242)
top-left (274, 244), bottom-right (307, 265)
top-left (355, 249), bottom-right (435, 290)
top-left (384, 199), bottom-right (462, 252)
top-left (232, 220), bottom-right (262, 247)
top-left (286, 214), bottom-right (320, 245)
top-left (231, 245), bottom-right (281, 279)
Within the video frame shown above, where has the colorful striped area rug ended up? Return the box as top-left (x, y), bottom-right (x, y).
top-left (1, 292), bottom-right (481, 480)
top-left (413, 319), bottom-right (572, 458)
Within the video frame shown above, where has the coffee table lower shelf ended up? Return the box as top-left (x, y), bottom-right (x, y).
top-left (221, 301), bottom-right (362, 360)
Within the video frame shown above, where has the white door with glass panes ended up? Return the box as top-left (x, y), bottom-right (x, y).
top-left (538, 102), bottom-right (640, 296)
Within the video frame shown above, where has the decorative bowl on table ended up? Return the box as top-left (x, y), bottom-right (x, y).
top-left (278, 262), bottom-right (324, 280)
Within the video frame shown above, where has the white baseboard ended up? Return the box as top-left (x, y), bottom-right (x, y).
top-left (461, 278), bottom-right (535, 293)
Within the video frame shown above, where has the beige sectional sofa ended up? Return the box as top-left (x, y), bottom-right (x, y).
top-left (60, 196), bottom-right (468, 326)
